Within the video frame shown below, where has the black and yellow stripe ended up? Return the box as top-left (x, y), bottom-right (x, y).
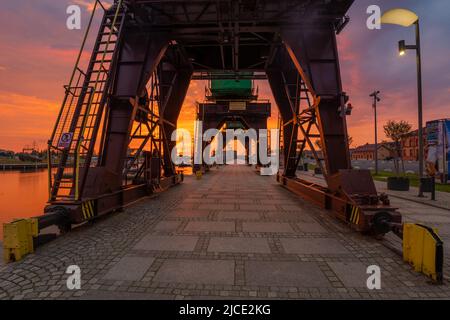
top-left (82, 200), bottom-right (95, 220)
top-left (349, 205), bottom-right (360, 225)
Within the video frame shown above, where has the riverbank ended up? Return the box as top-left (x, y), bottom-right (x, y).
top-left (0, 157), bottom-right (47, 171)
top-left (0, 163), bottom-right (47, 171)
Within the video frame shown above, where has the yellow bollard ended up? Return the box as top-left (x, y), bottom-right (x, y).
top-left (403, 223), bottom-right (443, 283)
top-left (3, 218), bottom-right (38, 263)
top-left (196, 170), bottom-right (202, 180)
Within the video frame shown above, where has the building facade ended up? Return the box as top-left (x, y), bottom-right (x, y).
top-left (350, 143), bottom-right (395, 161)
top-left (400, 129), bottom-right (427, 161)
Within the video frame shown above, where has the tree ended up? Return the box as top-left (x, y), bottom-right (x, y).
top-left (347, 136), bottom-right (353, 148)
top-left (383, 120), bottom-right (412, 175)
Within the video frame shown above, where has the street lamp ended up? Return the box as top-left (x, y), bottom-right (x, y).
top-left (398, 40), bottom-right (406, 56)
top-left (381, 8), bottom-right (425, 197)
top-left (370, 91), bottom-right (381, 175)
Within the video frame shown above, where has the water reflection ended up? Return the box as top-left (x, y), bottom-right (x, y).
top-left (0, 169), bottom-right (49, 236)
top-left (0, 166), bottom-right (193, 237)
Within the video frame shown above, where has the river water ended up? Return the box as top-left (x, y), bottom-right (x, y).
top-left (0, 169), bottom-right (49, 236)
top-left (0, 167), bottom-right (193, 237)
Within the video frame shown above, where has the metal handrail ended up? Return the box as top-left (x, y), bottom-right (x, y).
top-left (74, 0), bottom-right (124, 200)
top-left (48, 0), bottom-right (100, 144)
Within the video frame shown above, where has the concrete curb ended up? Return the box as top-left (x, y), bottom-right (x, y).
top-left (385, 193), bottom-right (449, 211)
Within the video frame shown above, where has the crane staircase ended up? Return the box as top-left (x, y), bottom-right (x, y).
top-left (47, 1), bottom-right (127, 202)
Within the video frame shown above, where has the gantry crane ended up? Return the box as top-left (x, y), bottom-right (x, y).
top-left (3, 0), bottom-right (443, 283)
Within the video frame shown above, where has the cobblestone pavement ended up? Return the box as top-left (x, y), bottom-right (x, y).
top-left (0, 165), bottom-right (449, 300)
top-left (297, 170), bottom-right (450, 279)
top-left (374, 180), bottom-right (450, 211)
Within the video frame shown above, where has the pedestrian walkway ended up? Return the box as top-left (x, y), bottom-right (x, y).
top-left (298, 169), bottom-right (450, 280)
top-left (0, 166), bottom-right (449, 300)
top-left (374, 180), bottom-right (450, 211)
top-left (299, 169), bottom-right (449, 210)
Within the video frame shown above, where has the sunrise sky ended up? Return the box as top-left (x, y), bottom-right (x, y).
top-left (0, 0), bottom-right (449, 152)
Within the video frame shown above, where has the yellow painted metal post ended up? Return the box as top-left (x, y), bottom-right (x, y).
top-left (47, 143), bottom-right (52, 201)
top-left (74, 139), bottom-right (81, 200)
top-left (3, 219), bottom-right (38, 263)
top-left (403, 223), bottom-right (443, 283)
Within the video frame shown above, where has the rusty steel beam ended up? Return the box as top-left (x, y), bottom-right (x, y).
top-left (277, 173), bottom-right (402, 235)
top-left (45, 0), bottom-right (362, 232)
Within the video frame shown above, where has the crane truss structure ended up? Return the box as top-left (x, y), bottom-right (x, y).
top-left (45, 0), bottom-right (402, 235)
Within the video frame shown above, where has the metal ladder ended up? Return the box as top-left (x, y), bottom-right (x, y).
top-left (48, 1), bottom-right (127, 201)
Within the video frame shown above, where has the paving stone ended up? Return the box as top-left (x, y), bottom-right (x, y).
top-left (198, 204), bottom-right (235, 211)
top-left (174, 204), bottom-right (198, 210)
top-left (182, 198), bottom-right (216, 204)
top-left (153, 221), bottom-right (181, 232)
top-left (167, 210), bottom-right (210, 218)
top-left (408, 215), bottom-right (450, 223)
top-left (245, 261), bottom-right (330, 287)
top-left (153, 259), bottom-right (235, 285)
top-left (242, 222), bottom-right (294, 233)
top-left (185, 221), bottom-right (235, 232)
top-left (239, 204), bottom-right (277, 211)
top-left (103, 257), bottom-right (155, 281)
top-left (134, 235), bottom-right (198, 251)
top-left (207, 194), bottom-right (238, 199)
top-left (259, 200), bottom-right (299, 205)
top-left (296, 222), bottom-right (328, 233)
top-left (265, 211), bottom-right (315, 222)
top-left (2, 165), bottom-right (449, 300)
top-left (279, 204), bottom-right (304, 211)
top-left (327, 262), bottom-right (368, 288)
top-left (208, 237), bottom-right (271, 253)
top-left (224, 199), bottom-right (255, 204)
top-left (280, 238), bottom-right (350, 254)
top-left (434, 224), bottom-right (450, 236)
top-left (217, 211), bottom-right (260, 220)
top-left (79, 291), bottom-right (175, 300)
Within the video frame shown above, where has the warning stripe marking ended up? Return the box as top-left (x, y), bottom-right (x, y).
top-left (82, 200), bottom-right (95, 220)
top-left (349, 205), bottom-right (360, 224)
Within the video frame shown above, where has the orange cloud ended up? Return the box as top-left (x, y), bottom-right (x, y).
top-left (0, 92), bottom-right (59, 151)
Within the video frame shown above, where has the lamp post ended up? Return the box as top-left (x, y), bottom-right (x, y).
top-left (381, 8), bottom-right (424, 197)
top-left (370, 91), bottom-right (381, 175)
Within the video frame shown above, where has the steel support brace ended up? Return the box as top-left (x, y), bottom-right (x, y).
top-left (266, 62), bottom-right (299, 177)
top-left (280, 26), bottom-right (351, 181)
top-left (91, 30), bottom-right (169, 196)
top-left (158, 50), bottom-right (193, 177)
top-left (269, 27), bottom-right (405, 241)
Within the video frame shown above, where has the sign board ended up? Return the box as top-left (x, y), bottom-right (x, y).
top-left (229, 101), bottom-right (246, 110)
top-left (426, 121), bottom-right (439, 145)
top-left (426, 119), bottom-right (449, 183)
top-left (58, 132), bottom-right (73, 149)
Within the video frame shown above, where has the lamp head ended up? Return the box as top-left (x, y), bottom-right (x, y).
top-left (380, 8), bottom-right (419, 27)
top-left (369, 91), bottom-right (381, 98)
top-left (398, 40), bottom-right (406, 56)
